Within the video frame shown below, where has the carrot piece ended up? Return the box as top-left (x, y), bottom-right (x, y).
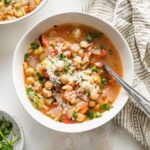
top-left (62, 115), bottom-right (75, 124)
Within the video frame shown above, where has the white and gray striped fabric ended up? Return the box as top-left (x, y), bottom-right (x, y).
top-left (76, 0), bottom-right (150, 149)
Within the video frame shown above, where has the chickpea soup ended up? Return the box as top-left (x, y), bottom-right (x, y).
top-left (0, 0), bottom-right (42, 21)
top-left (23, 24), bottom-right (122, 123)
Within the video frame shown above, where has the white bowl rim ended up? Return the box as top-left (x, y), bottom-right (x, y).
top-left (13, 12), bottom-right (134, 133)
top-left (0, 109), bottom-right (24, 149)
top-left (0, 0), bottom-right (47, 25)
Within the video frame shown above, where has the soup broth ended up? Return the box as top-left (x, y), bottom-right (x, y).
top-left (23, 24), bottom-right (122, 123)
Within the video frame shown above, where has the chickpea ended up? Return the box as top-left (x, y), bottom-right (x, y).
top-left (26, 77), bottom-right (34, 85)
top-left (62, 85), bottom-right (73, 91)
top-left (45, 81), bottom-right (53, 90)
top-left (76, 113), bottom-right (86, 122)
top-left (33, 81), bottom-right (42, 91)
top-left (88, 101), bottom-right (96, 108)
top-left (23, 62), bottom-right (28, 70)
top-left (80, 40), bottom-right (89, 48)
top-left (44, 98), bottom-right (53, 106)
top-left (25, 67), bottom-right (35, 76)
top-left (60, 74), bottom-right (69, 84)
top-left (42, 88), bottom-right (52, 98)
top-left (90, 93), bottom-right (99, 100)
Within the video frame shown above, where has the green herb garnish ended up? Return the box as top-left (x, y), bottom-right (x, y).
top-left (86, 32), bottom-right (103, 43)
top-left (26, 88), bottom-right (41, 107)
top-left (31, 42), bottom-right (40, 49)
top-left (94, 112), bottom-right (102, 118)
top-left (36, 72), bottom-right (46, 84)
top-left (109, 49), bottom-right (113, 55)
top-left (0, 117), bottom-right (20, 150)
top-left (100, 104), bottom-right (112, 111)
top-left (72, 53), bottom-right (76, 58)
top-left (86, 111), bottom-right (94, 120)
top-left (24, 53), bottom-right (30, 61)
top-left (58, 54), bottom-right (66, 60)
top-left (26, 88), bottom-right (36, 97)
top-left (58, 116), bottom-right (62, 122)
top-left (92, 65), bottom-right (99, 72)
top-left (72, 112), bottom-right (77, 120)
top-left (4, 0), bottom-right (11, 4)
top-left (101, 77), bottom-right (109, 85)
top-left (64, 63), bottom-right (71, 74)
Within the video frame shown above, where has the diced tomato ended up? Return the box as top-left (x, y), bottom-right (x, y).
top-left (95, 62), bottom-right (103, 68)
top-left (62, 115), bottom-right (75, 124)
top-left (50, 103), bottom-right (58, 109)
top-left (53, 49), bottom-right (58, 55)
top-left (41, 35), bottom-right (49, 48)
top-left (42, 69), bottom-right (49, 78)
top-left (100, 49), bottom-right (107, 57)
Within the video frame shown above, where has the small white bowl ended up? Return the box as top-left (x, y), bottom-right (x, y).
top-left (13, 12), bottom-right (134, 133)
top-left (0, 110), bottom-right (24, 149)
top-left (0, 0), bottom-right (47, 25)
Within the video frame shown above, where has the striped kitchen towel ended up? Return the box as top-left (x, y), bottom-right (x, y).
top-left (77, 0), bottom-right (150, 149)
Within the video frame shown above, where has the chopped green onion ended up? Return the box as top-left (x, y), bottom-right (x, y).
top-left (100, 104), bottom-right (112, 111)
top-left (24, 53), bottom-right (30, 61)
top-left (31, 42), bottom-right (40, 49)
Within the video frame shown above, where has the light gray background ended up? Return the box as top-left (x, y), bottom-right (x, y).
top-left (0, 0), bottom-right (146, 149)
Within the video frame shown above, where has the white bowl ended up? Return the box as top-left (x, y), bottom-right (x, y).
top-left (0, 110), bottom-right (24, 149)
top-left (13, 12), bottom-right (134, 133)
top-left (0, 0), bottom-right (47, 25)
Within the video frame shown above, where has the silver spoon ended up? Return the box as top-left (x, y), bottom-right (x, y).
top-left (104, 64), bottom-right (150, 117)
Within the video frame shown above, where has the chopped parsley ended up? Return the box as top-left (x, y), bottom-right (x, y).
top-left (86, 32), bottom-right (103, 43)
top-left (92, 65), bottom-right (100, 72)
top-left (72, 111), bottom-right (77, 120)
top-left (109, 49), bottom-right (113, 55)
top-left (58, 116), bottom-right (62, 122)
top-left (31, 42), bottom-right (40, 49)
top-left (94, 112), bottom-right (102, 118)
top-left (64, 63), bottom-right (71, 74)
top-left (72, 53), bottom-right (76, 58)
top-left (36, 72), bottom-right (46, 84)
top-left (27, 88), bottom-right (36, 97)
top-left (100, 104), bottom-right (112, 111)
top-left (86, 111), bottom-right (94, 120)
top-left (26, 88), bottom-right (41, 107)
top-left (4, 0), bottom-right (11, 4)
top-left (0, 117), bottom-right (20, 150)
top-left (101, 77), bottom-right (109, 85)
top-left (24, 53), bottom-right (30, 61)
top-left (59, 54), bottom-right (66, 60)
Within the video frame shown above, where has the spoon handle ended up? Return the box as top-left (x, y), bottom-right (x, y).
top-left (104, 64), bottom-right (150, 117)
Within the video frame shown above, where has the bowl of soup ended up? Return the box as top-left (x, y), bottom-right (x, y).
top-left (0, 0), bottom-right (47, 24)
top-left (13, 12), bottom-right (134, 133)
